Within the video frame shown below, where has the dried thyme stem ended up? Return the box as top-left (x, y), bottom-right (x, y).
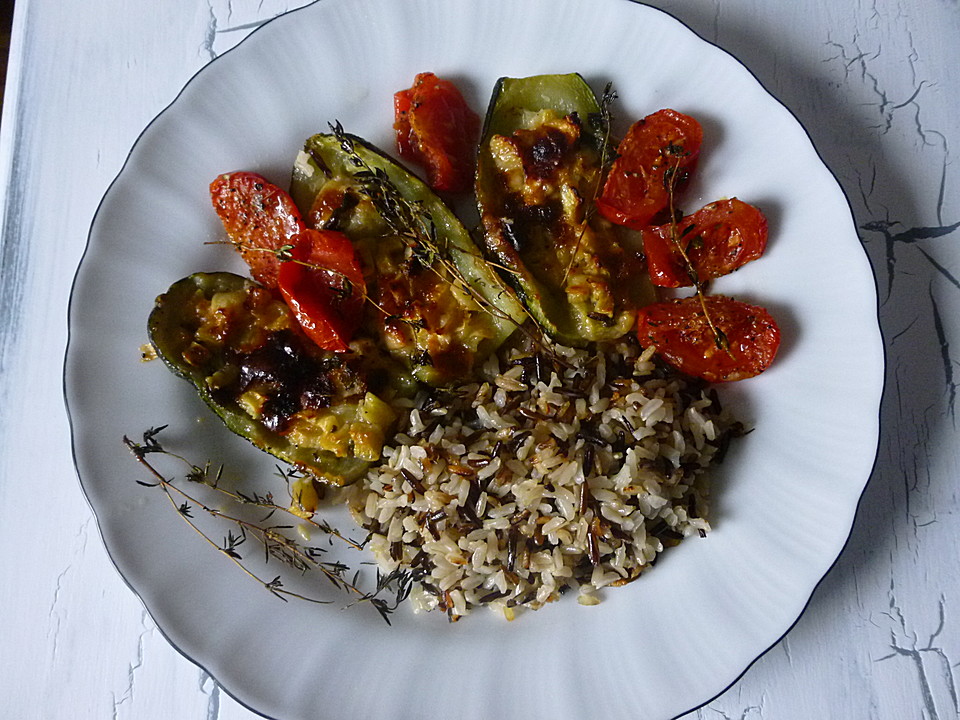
top-left (125, 434), bottom-right (353, 598)
top-left (561, 83), bottom-right (618, 287)
top-left (664, 157), bottom-right (733, 354)
top-left (328, 121), bottom-right (555, 355)
top-left (124, 428), bottom-right (413, 623)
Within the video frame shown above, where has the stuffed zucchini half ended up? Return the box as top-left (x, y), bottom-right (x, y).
top-left (290, 131), bottom-right (526, 387)
top-left (476, 73), bottom-right (653, 346)
top-left (148, 272), bottom-right (397, 486)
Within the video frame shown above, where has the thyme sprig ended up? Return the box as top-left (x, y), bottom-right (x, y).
top-left (205, 239), bottom-right (359, 304)
top-left (325, 121), bottom-right (550, 351)
top-left (208, 238), bottom-right (431, 333)
top-left (663, 153), bottom-right (732, 353)
top-left (328, 123), bottom-right (436, 260)
top-left (124, 426), bottom-right (413, 623)
top-left (561, 82), bottom-right (618, 287)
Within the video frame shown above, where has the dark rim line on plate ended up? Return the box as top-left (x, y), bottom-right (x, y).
top-left (61, 0), bottom-right (886, 718)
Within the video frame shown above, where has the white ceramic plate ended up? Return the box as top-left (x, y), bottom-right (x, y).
top-left (65, 1), bottom-right (884, 718)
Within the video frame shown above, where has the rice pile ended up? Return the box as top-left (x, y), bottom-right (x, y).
top-left (346, 336), bottom-right (741, 621)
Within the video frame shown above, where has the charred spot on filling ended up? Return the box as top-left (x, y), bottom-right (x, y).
top-left (522, 126), bottom-right (576, 179)
top-left (515, 199), bottom-right (560, 228)
top-left (222, 329), bottom-right (365, 433)
top-left (499, 201), bottom-right (562, 254)
top-left (236, 330), bottom-right (302, 390)
top-left (299, 372), bottom-right (337, 410)
top-left (587, 311), bottom-right (616, 326)
top-left (314, 187), bottom-right (360, 232)
top-left (510, 113), bottom-right (581, 180)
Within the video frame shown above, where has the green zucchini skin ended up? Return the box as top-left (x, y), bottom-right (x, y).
top-left (290, 132), bottom-right (526, 386)
top-left (476, 74), bottom-right (651, 346)
top-left (148, 272), bottom-right (373, 484)
top-left (478, 73), bottom-right (604, 141)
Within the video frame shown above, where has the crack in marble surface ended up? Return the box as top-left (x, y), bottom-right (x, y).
top-left (202, 1), bottom-right (300, 57)
top-left (46, 518), bottom-right (90, 665)
top-left (877, 593), bottom-right (959, 720)
top-left (111, 610), bottom-right (153, 718)
top-left (696, 696), bottom-right (766, 720)
top-left (203, 0), bottom-right (220, 60)
top-left (200, 670), bottom-right (222, 720)
top-left (217, 19), bottom-right (273, 34)
top-left (928, 282), bottom-right (958, 421)
top-left (918, 246), bottom-right (960, 293)
top-left (861, 218), bottom-right (960, 299)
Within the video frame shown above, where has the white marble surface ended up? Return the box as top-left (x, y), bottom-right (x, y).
top-left (0, 1), bottom-right (956, 718)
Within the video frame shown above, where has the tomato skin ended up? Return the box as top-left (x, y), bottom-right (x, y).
top-left (211, 173), bottom-right (365, 352)
top-left (394, 88), bottom-right (417, 158)
top-left (637, 296), bottom-right (780, 382)
top-left (643, 198), bottom-right (768, 287)
top-left (394, 72), bottom-right (481, 194)
top-left (210, 172), bottom-right (304, 288)
top-left (597, 109), bottom-right (703, 229)
top-left (277, 229), bottom-right (365, 353)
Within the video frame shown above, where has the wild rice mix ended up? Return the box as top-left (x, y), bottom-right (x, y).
top-left (345, 336), bottom-right (742, 621)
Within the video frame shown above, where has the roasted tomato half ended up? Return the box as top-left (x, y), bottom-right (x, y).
top-left (597, 109), bottom-right (703, 229)
top-left (394, 72), bottom-right (481, 194)
top-left (643, 198), bottom-right (768, 287)
top-left (210, 172), bottom-right (305, 288)
top-left (211, 172), bottom-right (365, 352)
top-left (277, 228), bottom-right (365, 353)
top-left (637, 295), bottom-right (780, 382)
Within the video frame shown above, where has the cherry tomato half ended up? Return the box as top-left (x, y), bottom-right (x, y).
top-left (210, 172), bottom-right (304, 288)
top-left (277, 228), bottom-right (365, 353)
top-left (636, 295), bottom-right (780, 382)
top-left (394, 72), bottom-right (481, 194)
top-left (643, 198), bottom-right (768, 287)
top-left (597, 109), bottom-right (703, 229)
